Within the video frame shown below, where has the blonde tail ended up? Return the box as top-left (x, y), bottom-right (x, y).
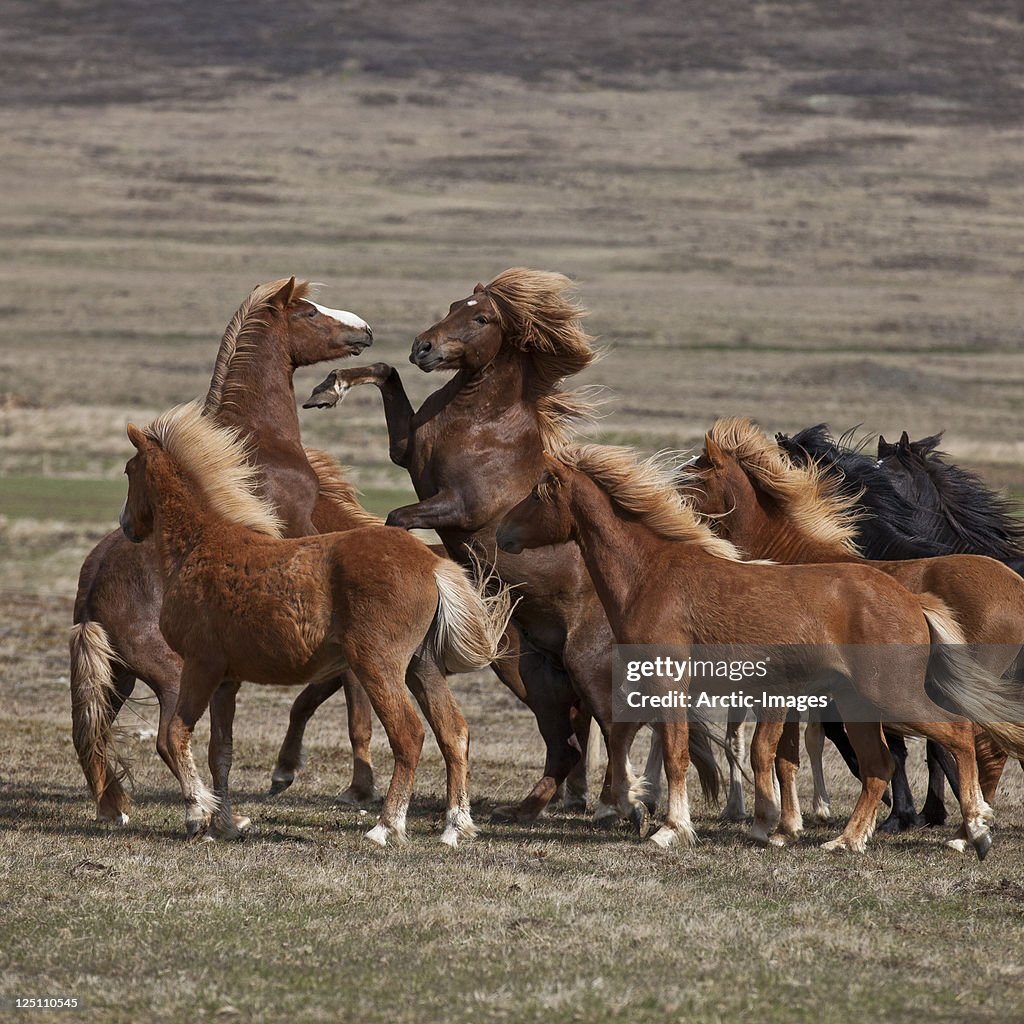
top-left (431, 561), bottom-right (514, 674)
top-left (69, 622), bottom-right (132, 820)
top-left (923, 603), bottom-right (1024, 760)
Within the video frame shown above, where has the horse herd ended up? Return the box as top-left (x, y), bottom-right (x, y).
top-left (69, 269), bottom-right (1024, 859)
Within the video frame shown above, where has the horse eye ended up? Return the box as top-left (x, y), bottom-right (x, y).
top-left (307, 307), bottom-right (318, 318)
top-left (474, 315), bottom-right (487, 325)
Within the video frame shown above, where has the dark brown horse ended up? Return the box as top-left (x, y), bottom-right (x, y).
top-left (683, 418), bottom-right (1024, 849)
top-left (70, 278), bottom-right (378, 824)
top-left (302, 269), bottom-right (718, 825)
top-left (498, 445), bottom-right (1024, 858)
top-left (119, 402), bottom-right (510, 844)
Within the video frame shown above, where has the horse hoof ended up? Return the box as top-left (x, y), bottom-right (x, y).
top-left (648, 826), bottom-right (677, 848)
top-left (877, 813), bottom-right (924, 835)
top-left (97, 811), bottom-right (130, 826)
top-left (364, 823), bottom-right (390, 847)
top-left (973, 832), bottom-right (993, 862)
top-left (923, 814), bottom-right (948, 828)
top-left (337, 786), bottom-right (381, 807)
top-left (630, 803), bottom-right (652, 840)
top-left (563, 795), bottom-right (588, 814)
top-left (946, 838), bottom-right (969, 854)
top-left (267, 775), bottom-right (293, 797)
top-left (769, 832), bottom-right (794, 847)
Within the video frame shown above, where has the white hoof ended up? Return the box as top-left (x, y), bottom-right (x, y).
top-left (364, 823), bottom-right (390, 847)
top-left (768, 832), bottom-right (792, 847)
top-left (649, 826), bottom-right (678, 848)
top-left (946, 838), bottom-right (969, 854)
top-left (439, 828), bottom-right (460, 848)
top-left (811, 801), bottom-right (833, 822)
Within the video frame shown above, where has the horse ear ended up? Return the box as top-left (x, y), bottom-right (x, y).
top-left (126, 423), bottom-right (147, 451)
top-left (899, 430), bottom-right (911, 449)
top-left (704, 434), bottom-right (725, 467)
top-left (271, 276), bottom-right (297, 308)
top-left (473, 282), bottom-right (486, 294)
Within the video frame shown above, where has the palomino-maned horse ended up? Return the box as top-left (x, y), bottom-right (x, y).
top-left (119, 402), bottom-right (511, 845)
top-left (70, 278), bottom-right (380, 825)
top-left (682, 418), bottom-right (1024, 848)
top-left (780, 423), bottom-right (1024, 824)
top-left (301, 268), bottom-right (719, 825)
top-left (497, 445), bottom-right (1024, 858)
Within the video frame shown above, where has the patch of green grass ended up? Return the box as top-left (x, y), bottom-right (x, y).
top-left (0, 476), bottom-right (415, 524)
top-left (0, 475), bottom-right (127, 523)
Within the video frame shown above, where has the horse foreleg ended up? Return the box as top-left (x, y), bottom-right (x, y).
top-left (649, 720), bottom-right (695, 848)
top-left (921, 739), bottom-right (951, 826)
top-left (206, 679), bottom-right (250, 840)
top-left (340, 676), bottom-right (378, 805)
top-left (774, 716), bottom-right (803, 842)
top-left (166, 662), bottom-right (224, 840)
top-left (270, 675), bottom-right (345, 795)
top-left (405, 656), bottom-right (475, 848)
top-left (721, 712), bottom-right (748, 822)
top-left (877, 731), bottom-right (925, 833)
top-left (640, 724), bottom-right (663, 813)
top-left (822, 721), bottom-right (892, 854)
top-left (748, 719), bottom-right (785, 845)
top-left (559, 707), bottom-right (594, 812)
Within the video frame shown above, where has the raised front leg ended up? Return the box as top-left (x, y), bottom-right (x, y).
top-left (385, 488), bottom-right (471, 533)
top-left (305, 363), bottom-right (414, 468)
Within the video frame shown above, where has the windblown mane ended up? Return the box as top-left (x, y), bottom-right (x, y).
top-left (304, 448), bottom-right (384, 529)
top-left (204, 278), bottom-right (312, 415)
top-left (556, 443), bottom-right (742, 559)
top-left (143, 400), bottom-right (284, 537)
top-left (777, 424), bottom-right (944, 556)
top-left (484, 268), bottom-right (599, 449)
top-left (899, 434), bottom-right (1024, 559)
top-left (705, 418), bottom-right (862, 554)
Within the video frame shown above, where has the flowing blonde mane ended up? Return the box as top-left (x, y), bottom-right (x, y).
top-left (304, 448), bottom-right (384, 529)
top-left (204, 278), bottom-right (312, 414)
top-left (143, 400), bottom-right (284, 537)
top-left (706, 417), bottom-right (863, 554)
top-left (484, 268), bottom-right (599, 449)
top-left (556, 443), bottom-right (742, 559)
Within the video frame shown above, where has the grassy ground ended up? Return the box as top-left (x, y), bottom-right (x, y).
top-left (3, 2), bottom-right (1024, 1022)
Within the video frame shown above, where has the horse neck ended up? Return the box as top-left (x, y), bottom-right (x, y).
top-left (449, 344), bottom-right (533, 420)
top-left (739, 500), bottom-right (857, 564)
top-left (146, 458), bottom-right (216, 576)
top-left (212, 329), bottom-right (302, 447)
top-left (566, 474), bottom-right (667, 638)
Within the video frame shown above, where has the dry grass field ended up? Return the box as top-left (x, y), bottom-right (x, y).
top-left (2, 3), bottom-right (1024, 1021)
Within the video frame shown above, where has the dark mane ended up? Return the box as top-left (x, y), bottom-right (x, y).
top-left (893, 434), bottom-right (1024, 562)
top-left (776, 424), bottom-right (953, 560)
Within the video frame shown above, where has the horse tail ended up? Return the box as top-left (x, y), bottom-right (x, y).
top-left (430, 561), bottom-right (515, 675)
top-left (69, 621), bottom-right (132, 818)
top-left (688, 717), bottom-right (723, 806)
top-left (918, 592), bottom-right (967, 645)
top-left (923, 605), bottom-right (1024, 760)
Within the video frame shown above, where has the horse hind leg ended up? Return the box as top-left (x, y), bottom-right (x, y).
top-left (805, 717), bottom-right (832, 822)
top-left (270, 675), bottom-right (345, 795)
top-left (649, 720), bottom-right (696, 849)
top-left (404, 655), bottom-right (475, 848)
top-left (559, 709), bottom-right (596, 813)
top-left (348, 658), bottom-right (425, 847)
top-left (822, 722), bottom-right (892, 854)
top-left (877, 732), bottom-right (925, 834)
top-left (748, 719), bottom-right (785, 845)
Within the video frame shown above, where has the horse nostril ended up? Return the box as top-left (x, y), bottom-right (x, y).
top-left (365, 326), bottom-right (373, 342)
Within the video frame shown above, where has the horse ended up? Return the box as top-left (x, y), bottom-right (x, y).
top-left (119, 401), bottom-right (511, 845)
top-left (69, 277), bottom-right (380, 826)
top-left (876, 431), bottom-right (1024, 575)
top-left (682, 417), bottom-right (1024, 846)
top-left (497, 444), bottom-right (1024, 858)
top-left (780, 423), bottom-right (1024, 823)
top-left (301, 268), bottom-right (719, 826)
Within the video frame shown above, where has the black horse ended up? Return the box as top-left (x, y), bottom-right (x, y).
top-left (779, 423), bottom-right (1024, 831)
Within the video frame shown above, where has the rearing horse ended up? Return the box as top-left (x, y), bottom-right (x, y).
top-left (302, 268), bottom-right (719, 825)
top-left (69, 278), bottom-right (379, 824)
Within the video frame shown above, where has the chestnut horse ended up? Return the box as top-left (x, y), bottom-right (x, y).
top-left (300, 268), bottom-right (718, 826)
top-left (683, 418), bottom-right (1024, 848)
top-left (497, 445), bottom-right (1024, 858)
top-left (70, 278), bottom-right (379, 824)
top-left (119, 402), bottom-right (511, 845)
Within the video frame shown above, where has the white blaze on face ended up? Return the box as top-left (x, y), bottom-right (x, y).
top-left (307, 300), bottom-right (370, 332)
top-left (466, 299), bottom-right (478, 307)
